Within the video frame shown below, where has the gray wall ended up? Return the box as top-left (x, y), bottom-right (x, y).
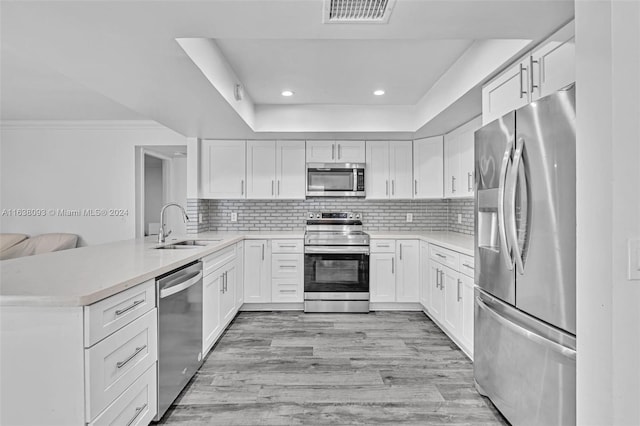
top-left (187, 198), bottom-right (473, 235)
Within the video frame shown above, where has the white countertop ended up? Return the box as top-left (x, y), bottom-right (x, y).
top-left (0, 230), bottom-right (471, 307)
top-left (368, 231), bottom-right (474, 256)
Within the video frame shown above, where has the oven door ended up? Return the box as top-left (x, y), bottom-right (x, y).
top-left (304, 246), bottom-right (369, 296)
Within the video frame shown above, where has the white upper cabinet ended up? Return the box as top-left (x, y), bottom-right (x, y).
top-left (334, 140), bottom-right (365, 163)
top-left (413, 136), bottom-right (444, 199)
top-left (246, 140), bottom-right (305, 200)
top-left (246, 140), bottom-right (277, 199)
top-left (444, 117), bottom-right (481, 198)
top-left (306, 140), bottom-right (365, 163)
top-left (482, 58), bottom-right (531, 126)
top-left (200, 140), bottom-right (246, 199)
top-left (482, 20), bottom-right (575, 125)
top-left (366, 140), bottom-right (413, 200)
top-left (530, 21), bottom-right (575, 100)
top-left (275, 141), bottom-right (306, 199)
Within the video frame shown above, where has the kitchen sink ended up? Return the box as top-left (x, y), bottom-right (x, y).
top-left (154, 239), bottom-right (222, 249)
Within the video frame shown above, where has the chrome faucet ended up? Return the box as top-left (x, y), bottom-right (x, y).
top-left (158, 202), bottom-right (189, 244)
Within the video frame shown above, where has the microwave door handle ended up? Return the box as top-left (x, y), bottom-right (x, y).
top-left (509, 137), bottom-right (526, 275)
top-left (498, 139), bottom-right (515, 270)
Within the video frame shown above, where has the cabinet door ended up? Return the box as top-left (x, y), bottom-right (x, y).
top-left (443, 265), bottom-right (462, 336)
top-left (531, 21), bottom-right (575, 100)
top-left (243, 240), bottom-right (271, 303)
top-left (220, 262), bottom-right (237, 326)
top-left (460, 274), bottom-right (474, 357)
top-left (419, 242), bottom-right (430, 309)
top-left (365, 141), bottom-right (390, 199)
top-left (200, 140), bottom-right (246, 199)
top-left (481, 58), bottom-right (531, 125)
top-left (203, 270), bottom-right (222, 354)
top-left (370, 253), bottom-right (395, 302)
top-left (276, 140), bottom-right (305, 199)
top-left (335, 140), bottom-right (365, 163)
top-left (235, 242), bottom-right (244, 308)
top-left (246, 140), bottom-right (276, 199)
top-left (413, 136), bottom-right (443, 199)
top-left (457, 119), bottom-right (481, 198)
top-left (428, 261), bottom-right (444, 321)
top-left (443, 133), bottom-right (460, 198)
top-left (306, 140), bottom-right (336, 163)
top-left (389, 141), bottom-right (414, 199)
top-left (396, 240), bottom-right (420, 302)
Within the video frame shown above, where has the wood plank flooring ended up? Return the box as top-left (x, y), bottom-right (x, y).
top-left (158, 311), bottom-right (509, 425)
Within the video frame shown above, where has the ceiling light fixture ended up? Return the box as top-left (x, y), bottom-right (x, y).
top-left (281, 90), bottom-right (294, 97)
top-left (374, 90), bottom-right (385, 96)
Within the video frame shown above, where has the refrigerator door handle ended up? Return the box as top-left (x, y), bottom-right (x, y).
top-left (509, 137), bottom-right (526, 275)
top-left (476, 295), bottom-right (576, 360)
top-left (498, 140), bottom-right (515, 270)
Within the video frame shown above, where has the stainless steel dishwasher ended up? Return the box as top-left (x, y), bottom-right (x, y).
top-left (155, 261), bottom-right (203, 421)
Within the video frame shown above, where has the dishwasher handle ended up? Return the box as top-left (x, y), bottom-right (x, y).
top-left (159, 271), bottom-right (202, 299)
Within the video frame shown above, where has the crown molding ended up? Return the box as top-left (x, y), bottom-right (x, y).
top-left (0, 120), bottom-right (166, 131)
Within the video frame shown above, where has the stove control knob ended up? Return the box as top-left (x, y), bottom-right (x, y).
top-left (316, 213), bottom-right (320, 219)
top-left (308, 213), bottom-right (314, 219)
top-left (349, 214), bottom-right (353, 218)
top-left (355, 214), bottom-right (361, 219)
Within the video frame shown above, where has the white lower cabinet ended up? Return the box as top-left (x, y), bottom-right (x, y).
top-left (243, 240), bottom-right (271, 303)
top-left (370, 252), bottom-right (396, 302)
top-left (89, 364), bottom-right (156, 426)
top-left (202, 268), bottom-right (222, 355)
top-left (271, 253), bottom-right (303, 302)
top-left (395, 240), bottom-right (420, 302)
top-left (418, 241), bottom-right (430, 308)
top-left (424, 244), bottom-right (474, 358)
top-left (370, 239), bottom-right (419, 305)
top-left (202, 244), bottom-right (242, 355)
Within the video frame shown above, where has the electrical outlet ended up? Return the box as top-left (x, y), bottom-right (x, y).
top-left (230, 212), bottom-right (238, 222)
top-left (198, 213), bottom-right (203, 224)
top-left (457, 214), bottom-right (462, 224)
top-left (406, 213), bottom-right (413, 222)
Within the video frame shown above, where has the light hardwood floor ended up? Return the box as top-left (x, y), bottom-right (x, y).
top-left (159, 311), bottom-right (509, 425)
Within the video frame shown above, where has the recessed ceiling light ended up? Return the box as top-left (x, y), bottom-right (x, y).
top-left (374, 89), bottom-right (385, 96)
top-left (281, 90), bottom-right (294, 97)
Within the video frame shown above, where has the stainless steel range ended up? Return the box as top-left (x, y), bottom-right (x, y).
top-left (304, 212), bottom-right (370, 313)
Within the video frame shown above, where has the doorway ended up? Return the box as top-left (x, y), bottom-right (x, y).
top-left (135, 146), bottom-right (188, 238)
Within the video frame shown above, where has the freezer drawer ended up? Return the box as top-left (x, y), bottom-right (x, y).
top-left (474, 289), bottom-right (575, 426)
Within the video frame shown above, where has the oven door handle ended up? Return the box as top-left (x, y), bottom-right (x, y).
top-left (304, 246), bottom-right (370, 255)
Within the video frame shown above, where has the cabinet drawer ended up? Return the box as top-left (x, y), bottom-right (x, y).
top-left (84, 280), bottom-right (155, 347)
top-left (203, 245), bottom-right (236, 276)
top-left (272, 254), bottom-right (303, 279)
top-left (371, 239), bottom-right (395, 253)
top-left (459, 254), bottom-right (475, 278)
top-left (271, 279), bottom-right (302, 302)
top-left (85, 309), bottom-right (158, 421)
top-left (271, 239), bottom-right (303, 253)
top-left (89, 364), bottom-right (157, 426)
top-left (429, 244), bottom-right (460, 270)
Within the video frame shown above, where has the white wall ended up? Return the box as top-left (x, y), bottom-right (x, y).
top-left (0, 121), bottom-right (185, 245)
top-left (576, 1), bottom-right (640, 424)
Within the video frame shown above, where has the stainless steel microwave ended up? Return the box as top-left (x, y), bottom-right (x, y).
top-left (306, 163), bottom-right (365, 197)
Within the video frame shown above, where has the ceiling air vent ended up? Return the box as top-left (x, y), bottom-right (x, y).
top-left (323, 0), bottom-right (396, 24)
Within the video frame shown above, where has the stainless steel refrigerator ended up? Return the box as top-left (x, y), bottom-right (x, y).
top-left (474, 84), bottom-right (576, 426)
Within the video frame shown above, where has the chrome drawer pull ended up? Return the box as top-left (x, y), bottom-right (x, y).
top-left (435, 253), bottom-right (446, 259)
top-left (278, 245), bottom-right (297, 248)
top-left (126, 403), bottom-right (148, 426)
top-left (462, 263), bottom-right (474, 269)
top-left (116, 345), bottom-right (147, 369)
top-left (377, 244), bottom-right (390, 247)
top-left (279, 265), bottom-right (297, 268)
top-left (280, 289), bottom-right (297, 293)
top-left (457, 279), bottom-right (462, 302)
top-left (115, 299), bottom-right (144, 316)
